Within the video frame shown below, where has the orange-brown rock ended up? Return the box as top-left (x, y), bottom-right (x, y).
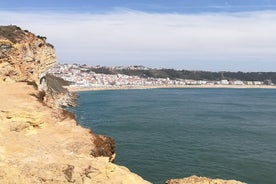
top-left (166, 175), bottom-right (246, 184)
top-left (0, 25), bottom-right (56, 84)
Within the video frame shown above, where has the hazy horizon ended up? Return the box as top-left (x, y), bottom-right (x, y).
top-left (1, 0), bottom-right (276, 72)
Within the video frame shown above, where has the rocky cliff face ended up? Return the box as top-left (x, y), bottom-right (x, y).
top-left (0, 82), bottom-right (150, 184)
top-left (0, 25), bottom-right (151, 184)
top-left (0, 25), bottom-right (56, 83)
top-left (0, 25), bottom-right (78, 109)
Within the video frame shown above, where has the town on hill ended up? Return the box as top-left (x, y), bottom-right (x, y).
top-left (49, 64), bottom-right (275, 88)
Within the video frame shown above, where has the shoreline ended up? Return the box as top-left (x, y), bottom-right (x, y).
top-left (68, 84), bottom-right (276, 92)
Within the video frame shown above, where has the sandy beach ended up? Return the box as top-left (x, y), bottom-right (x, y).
top-left (68, 84), bottom-right (276, 92)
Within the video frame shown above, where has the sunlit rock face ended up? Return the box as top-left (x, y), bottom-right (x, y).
top-left (0, 25), bottom-right (56, 84)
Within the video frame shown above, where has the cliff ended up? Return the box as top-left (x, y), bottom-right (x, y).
top-left (0, 82), bottom-right (150, 183)
top-left (0, 25), bottom-right (245, 184)
top-left (0, 25), bottom-right (150, 184)
top-left (0, 26), bottom-right (56, 84)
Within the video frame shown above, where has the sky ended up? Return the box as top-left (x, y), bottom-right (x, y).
top-left (1, 0), bottom-right (276, 71)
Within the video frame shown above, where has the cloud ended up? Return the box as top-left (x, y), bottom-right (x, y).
top-left (1, 10), bottom-right (276, 71)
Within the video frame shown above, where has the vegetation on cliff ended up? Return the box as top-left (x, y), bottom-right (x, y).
top-left (41, 73), bottom-right (78, 108)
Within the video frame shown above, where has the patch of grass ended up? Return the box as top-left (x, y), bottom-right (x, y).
top-left (0, 25), bottom-right (25, 43)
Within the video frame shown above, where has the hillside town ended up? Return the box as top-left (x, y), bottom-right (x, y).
top-left (48, 64), bottom-right (273, 88)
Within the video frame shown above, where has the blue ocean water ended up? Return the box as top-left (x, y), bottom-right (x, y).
top-left (70, 89), bottom-right (276, 184)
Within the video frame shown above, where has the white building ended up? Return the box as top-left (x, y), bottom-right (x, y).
top-left (220, 80), bottom-right (229, 85)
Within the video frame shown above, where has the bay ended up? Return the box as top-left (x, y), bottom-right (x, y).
top-left (70, 88), bottom-right (276, 184)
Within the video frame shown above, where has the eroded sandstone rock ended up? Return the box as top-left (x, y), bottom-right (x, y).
top-left (166, 175), bottom-right (246, 184)
top-left (0, 82), bottom-right (151, 184)
top-left (0, 26), bottom-right (150, 184)
top-left (0, 25), bottom-right (56, 83)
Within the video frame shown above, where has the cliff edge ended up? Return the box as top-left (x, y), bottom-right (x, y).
top-left (0, 82), bottom-right (150, 183)
top-left (0, 25), bottom-right (150, 184)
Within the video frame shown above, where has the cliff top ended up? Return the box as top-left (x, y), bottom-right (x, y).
top-left (0, 25), bottom-right (26, 43)
top-left (0, 25), bottom-right (56, 83)
top-left (0, 80), bottom-right (150, 184)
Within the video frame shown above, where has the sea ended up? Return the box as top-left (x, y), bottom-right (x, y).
top-left (70, 88), bottom-right (276, 184)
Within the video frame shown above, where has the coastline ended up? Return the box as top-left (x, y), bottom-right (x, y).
top-left (68, 84), bottom-right (276, 92)
top-left (0, 25), bottom-right (246, 184)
